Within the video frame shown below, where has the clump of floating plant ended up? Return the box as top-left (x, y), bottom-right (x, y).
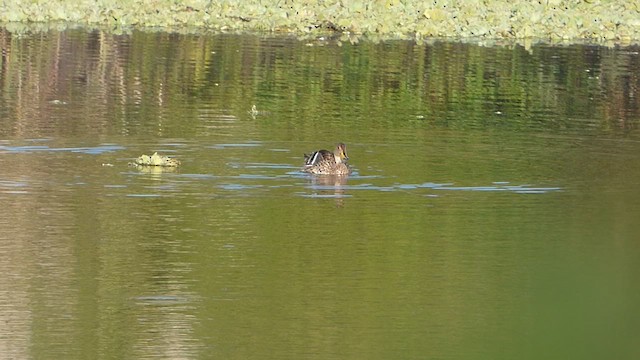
top-left (129, 152), bottom-right (180, 167)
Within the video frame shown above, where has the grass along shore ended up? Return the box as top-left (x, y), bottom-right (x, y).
top-left (1, 0), bottom-right (639, 43)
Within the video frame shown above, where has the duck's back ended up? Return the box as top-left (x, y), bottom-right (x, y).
top-left (304, 149), bottom-right (334, 166)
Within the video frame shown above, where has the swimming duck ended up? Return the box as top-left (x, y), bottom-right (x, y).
top-left (303, 143), bottom-right (351, 175)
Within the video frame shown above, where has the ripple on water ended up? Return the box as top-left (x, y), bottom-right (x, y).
top-left (208, 142), bottom-right (262, 149)
top-left (237, 174), bottom-right (279, 180)
top-left (0, 144), bottom-right (125, 154)
top-left (126, 194), bottom-right (163, 198)
top-left (429, 183), bottom-right (562, 194)
top-left (295, 179), bottom-right (562, 197)
top-left (244, 163), bottom-right (297, 169)
top-left (219, 183), bottom-right (264, 191)
top-left (299, 193), bottom-right (352, 198)
top-left (0, 180), bottom-right (30, 188)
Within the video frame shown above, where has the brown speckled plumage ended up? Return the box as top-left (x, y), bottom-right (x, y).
top-left (303, 143), bottom-right (351, 175)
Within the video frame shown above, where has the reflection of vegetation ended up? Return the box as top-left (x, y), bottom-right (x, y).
top-left (1, 27), bottom-right (638, 140)
top-left (0, 1), bottom-right (639, 41)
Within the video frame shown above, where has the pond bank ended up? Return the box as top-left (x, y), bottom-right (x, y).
top-left (1, 1), bottom-right (639, 44)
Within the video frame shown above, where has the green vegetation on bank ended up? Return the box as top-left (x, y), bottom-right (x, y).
top-left (1, 0), bottom-right (639, 42)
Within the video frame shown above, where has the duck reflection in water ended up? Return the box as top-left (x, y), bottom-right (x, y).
top-left (309, 173), bottom-right (349, 207)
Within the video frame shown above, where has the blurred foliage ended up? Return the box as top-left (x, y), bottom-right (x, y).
top-left (0, 0), bottom-right (639, 42)
top-left (1, 26), bottom-right (638, 141)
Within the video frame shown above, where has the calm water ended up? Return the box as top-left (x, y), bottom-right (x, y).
top-left (1, 26), bottom-right (639, 359)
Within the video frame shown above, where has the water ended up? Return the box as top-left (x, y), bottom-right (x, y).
top-left (1, 27), bottom-right (639, 359)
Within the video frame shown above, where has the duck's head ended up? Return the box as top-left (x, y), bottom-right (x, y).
top-left (334, 143), bottom-right (348, 163)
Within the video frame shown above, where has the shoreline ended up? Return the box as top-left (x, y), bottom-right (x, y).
top-left (1, 1), bottom-right (639, 44)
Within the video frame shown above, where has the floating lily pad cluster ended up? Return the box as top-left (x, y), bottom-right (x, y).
top-left (1, 0), bottom-right (639, 42)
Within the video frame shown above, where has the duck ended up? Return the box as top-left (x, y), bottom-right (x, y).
top-left (303, 143), bottom-right (351, 175)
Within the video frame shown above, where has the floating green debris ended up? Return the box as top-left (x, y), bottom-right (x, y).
top-left (129, 152), bottom-right (180, 167)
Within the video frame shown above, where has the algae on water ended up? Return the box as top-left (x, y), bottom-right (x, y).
top-left (130, 153), bottom-right (180, 167)
top-left (0, 1), bottom-right (639, 42)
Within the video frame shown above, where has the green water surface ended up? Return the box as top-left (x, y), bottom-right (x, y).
top-left (0, 28), bottom-right (639, 359)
